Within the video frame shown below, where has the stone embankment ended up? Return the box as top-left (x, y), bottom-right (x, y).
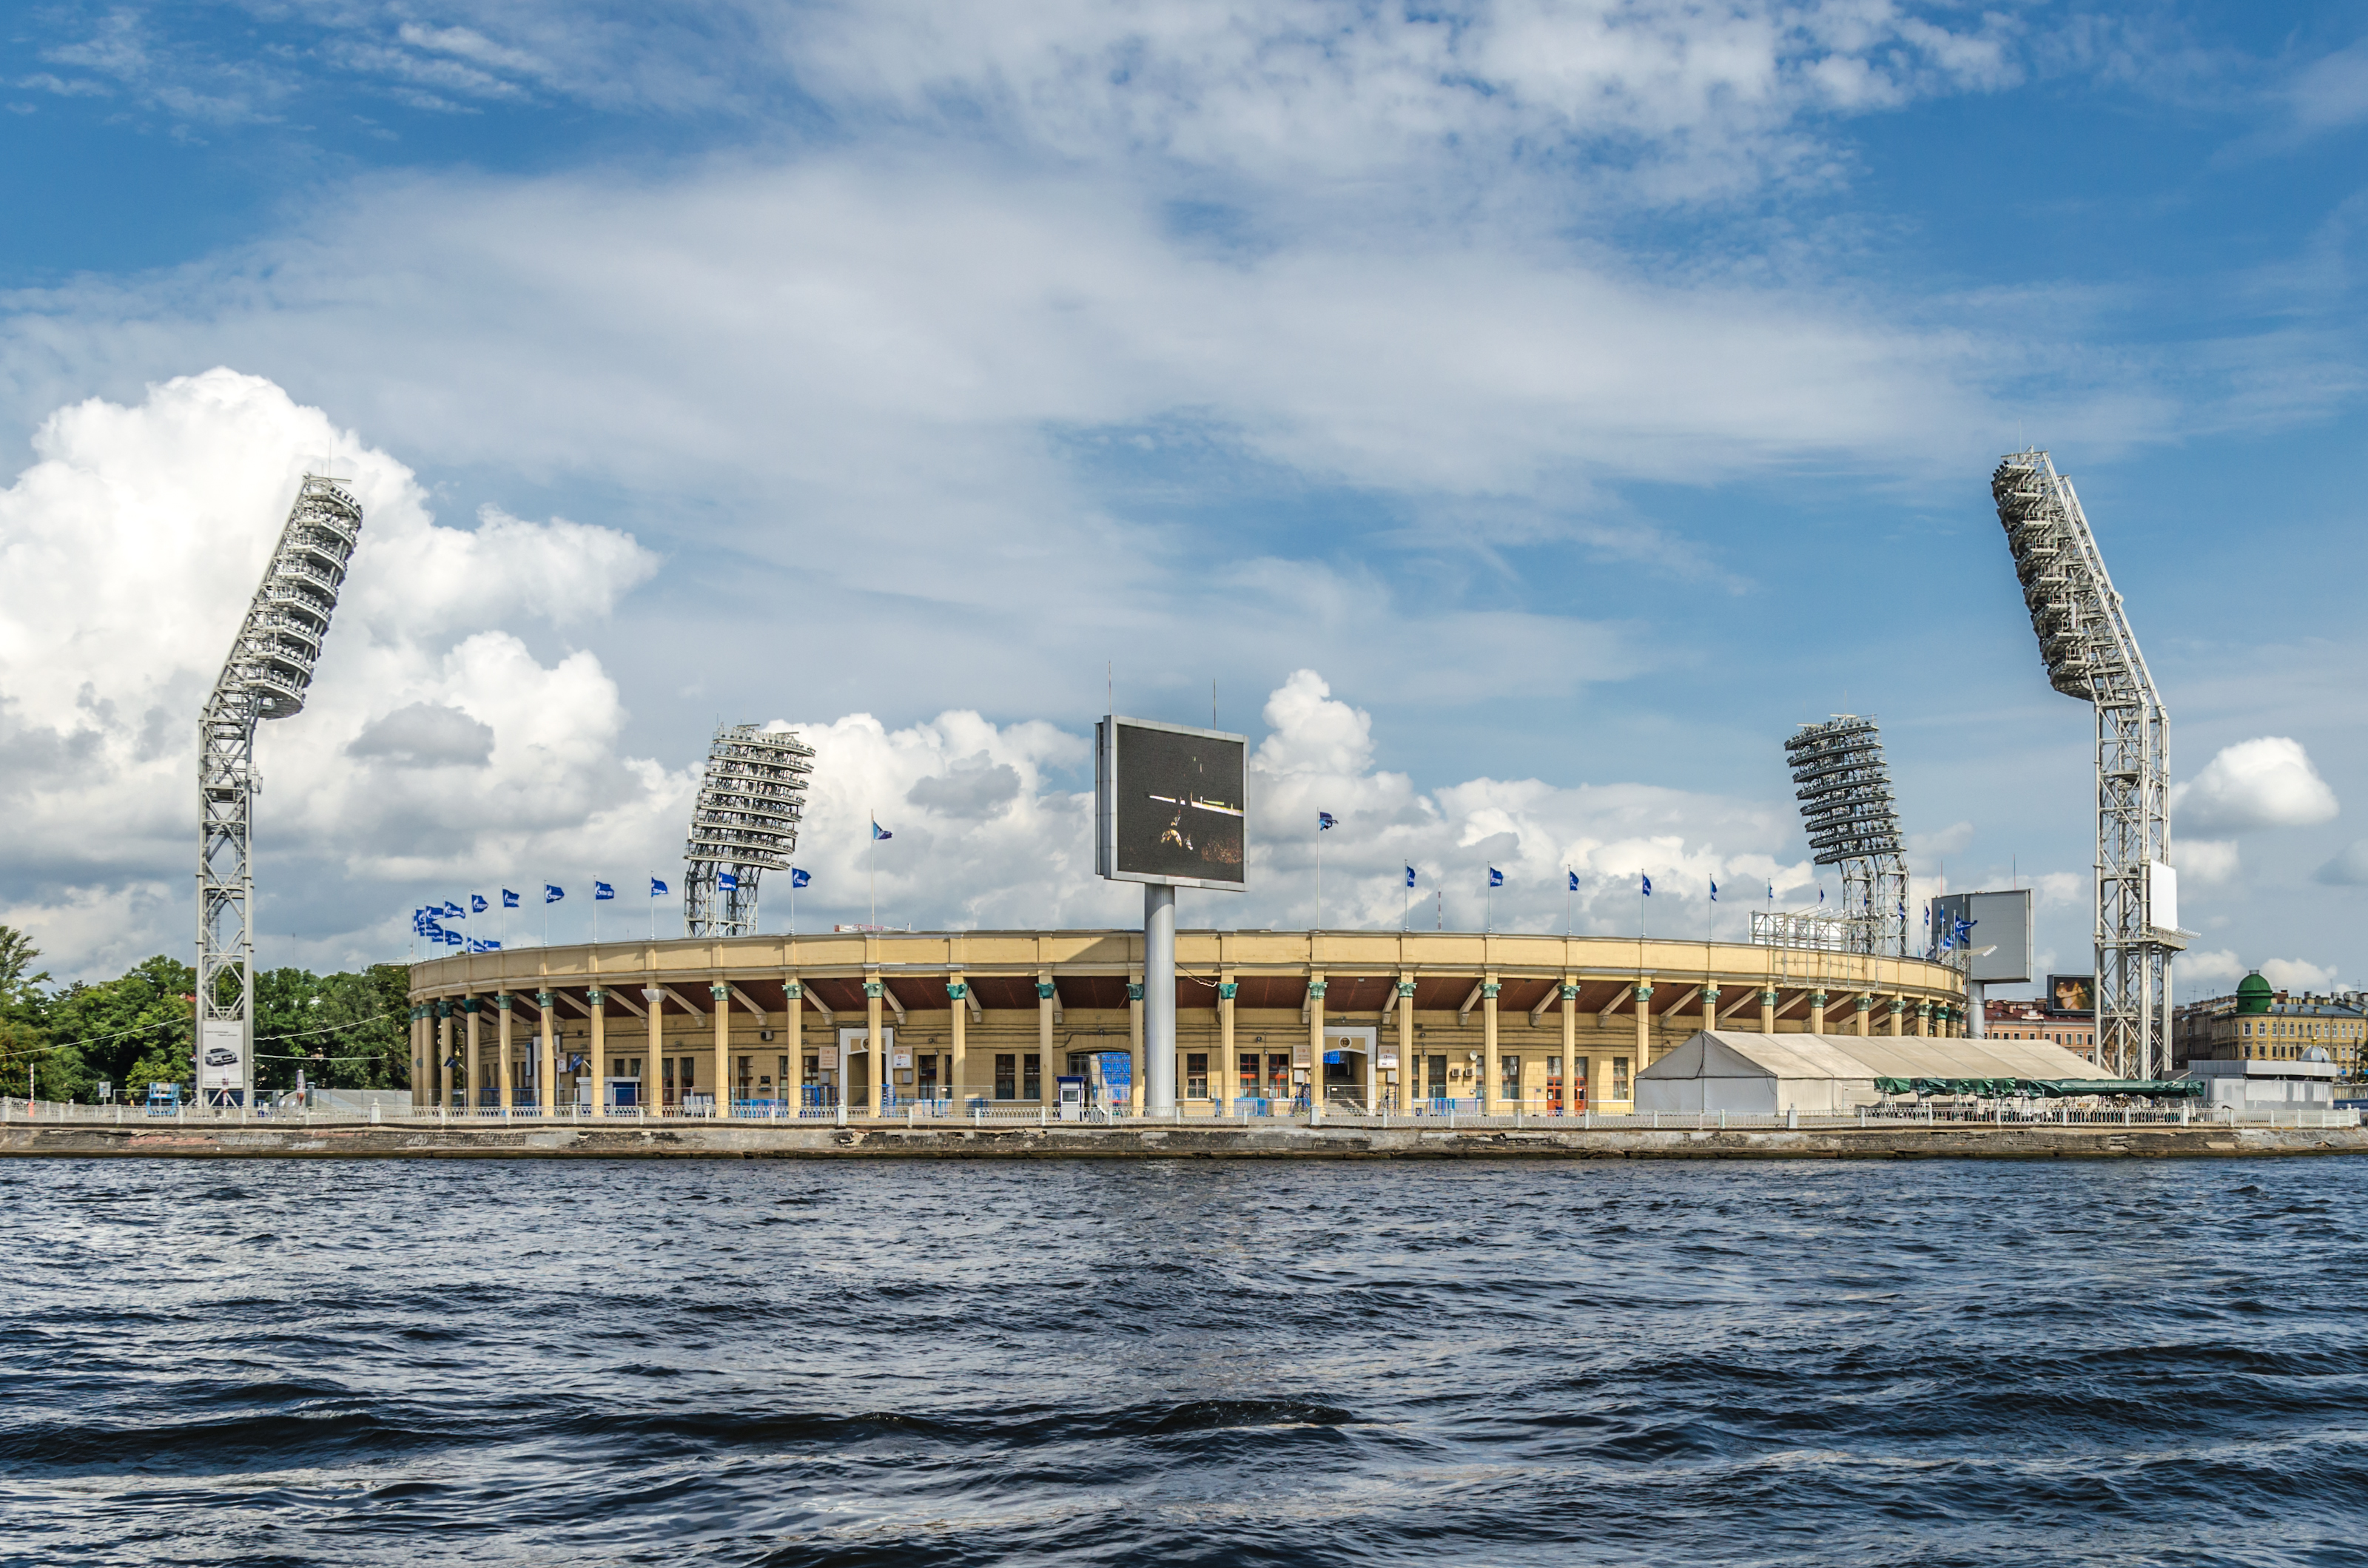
top-left (2, 1120), bottom-right (2364, 1160)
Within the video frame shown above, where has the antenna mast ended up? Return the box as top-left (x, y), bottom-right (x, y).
top-left (197, 474), bottom-right (363, 1106)
top-left (1992, 449), bottom-right (2181, 1079)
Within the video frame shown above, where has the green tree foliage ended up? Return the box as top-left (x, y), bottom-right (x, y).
top-left (42, 955), bottom-right (197, 1103)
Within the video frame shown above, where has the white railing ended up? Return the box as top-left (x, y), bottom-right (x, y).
top-left (1, 1098), bottom-right (2356, 1133)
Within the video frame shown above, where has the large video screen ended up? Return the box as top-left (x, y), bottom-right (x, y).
top-left (2047, 974), bottom-right (2095, 1014)
top-left (1096, 717), bottom-right (1246, 889)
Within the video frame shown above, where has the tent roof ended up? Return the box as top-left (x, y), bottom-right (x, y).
top-left (1638, 1031), bottom-right (2105, 1084)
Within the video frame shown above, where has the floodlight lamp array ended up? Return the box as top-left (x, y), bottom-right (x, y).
top-left (1992, 451), bottom-right (2097, 701)
top-left (683, 724), bottom-right (814, 938)
top-left (1784, 716), bottom-right (1904, 867)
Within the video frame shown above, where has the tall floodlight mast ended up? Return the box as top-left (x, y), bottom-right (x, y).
top-left (1992, 450), bottom-right (2181, 1080)
top-left (684, 724), bottom-right (815, 938)
top-left (1785, 716), bottom-right (1908, 957)
top-left (197, 474), bottom-right (364, 1106)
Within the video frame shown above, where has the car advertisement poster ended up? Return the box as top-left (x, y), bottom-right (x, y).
top-left (198, 1020), bottom-right (244, 1091)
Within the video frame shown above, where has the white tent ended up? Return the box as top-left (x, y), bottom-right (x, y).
top-left (1635, 1031), bottom-right (2105, 1114)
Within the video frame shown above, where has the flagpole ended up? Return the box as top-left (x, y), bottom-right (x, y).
top-left (870, 812), bottom-right (877, 929)
top-left (1314, 816), bottom-right (1322, 943)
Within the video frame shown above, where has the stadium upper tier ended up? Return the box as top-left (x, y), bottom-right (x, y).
top-left (405, 929), bottom-right (1971, 1116)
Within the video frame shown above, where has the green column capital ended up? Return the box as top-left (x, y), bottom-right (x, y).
top-left (1481, 983), bottom-right (1500, 1000)
top-left (1036, 981), bottom-right (1056, 1000)
top-left (1219, 983), bottom-right (1239, 1000)
top-left (1397, 980), bottom-right (1416, 998)
top-left (710, 983), bottom-right (730, 1000)
top-left (863, 980), bottom-right (884, 999)
top-left (1127, 983), bottom-right (1144, 1002)
top-left (946, 982), bottom-right (969, 1000)
top-left (1307, 980), bottom-right (1328, 999)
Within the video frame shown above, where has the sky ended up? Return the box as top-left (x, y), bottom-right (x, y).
top-left (1, 1), bottom-right (2364, 997)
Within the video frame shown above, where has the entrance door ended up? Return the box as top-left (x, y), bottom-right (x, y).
top-left (838, 1026), bottom-right (893, 1111)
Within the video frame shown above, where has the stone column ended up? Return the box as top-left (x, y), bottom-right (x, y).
top-left (1809, 989), bottom-right (1827, 1034)
top-left (1914, 1000), bottom-right (1930, 1038)
top-left (645, 988), bottom-right (664, 1114)
top-left (1632, 981), bottom-right (1653, 1083)
top-left (435, 1000), bottom-right (452, 1109)
top-left (1855, 993), bottom-right (1871, 1037)
top-left (1701, 984), bottom-right (1718, 1037)
top-left (1037, 975), bottom-right (1055, 1102)
top-left (1481, 977), bottom-right (1500, 1111)
top-left (864, 975), bottom-right (885, 1115)
top-left (411, 1006), bottom-right (426, 1107)
top-left (536, 992), bottom-right (556, 1116)
top-left (463, 997), bottom-right (481, 1113)
top-left (1560, 981), bottom-right (1577, 1113)
top-left (1306, 975), bottom-right (1328, 1121)
top-left (784, 980), bottom-right (804, 1112)
top-left (588, 989), bottom-right (608, 1115)
top-left (1396, 977), bottom-right (1416, 1112)
top-left (1128, 972), bottom-right (1146, 1117)
top-left (947, 975), bottom-right (967, 1108)
top-left (1761, 987), bottom-right (1777, 1034)
top-left (1889, 996), bottom-right (1905, 1037)
top-left (497, 993), bottom-right (514, 1112)
top-left (713, 981), bottom-right (733, 1117)
top-left (1218, 978), bottom-right (1237, 1115)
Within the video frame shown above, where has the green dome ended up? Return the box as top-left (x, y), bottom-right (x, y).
top-left (2236, 971), bottom-right (2274, 1015)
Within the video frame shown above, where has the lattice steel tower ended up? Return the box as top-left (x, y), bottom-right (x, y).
top-left (1785, 716), bottom-right (1909, 957)
top-left (1993, 449), bottom-right (2179, 1080)
top-left (684, 724), bottom-right (814, 938)
top-left (198, 474), bottom-right (364, 1105)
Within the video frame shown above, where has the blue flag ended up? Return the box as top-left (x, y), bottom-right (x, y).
top-left (470, 938), bottom-right (502, 953)
top-left (1710, 880), bottom-right (1719, 902)
top-left (1488, 867), bottom-right (1504, 887)
top-left (1405, 866), bottom-right (1417, 888)
top-left (545, 884), bottom-right (564, 904)
top-left (1818, 886), bottom-right (1826, 904)
top-left (1641, 874), bottom-right (1652, 897)
top-left (443, 929), bottom-right (463, 946)
top-left (650, 877), bottom-right (669, 898)
top-left (1567, 870), bottom-right (1579, 892)
top-left (717, 870), bottom-right (739, 892)
top-left (443, 901), bottom-right (464, 918)
top-left (790, 868), bottom-right (810, 889)
top-left (871, 818), bottom-right (892, 841)
top-left (1319, 811), bottom-right (1336, 830)
top-left (1768, 882), bottom-right (1775, 902)
top-left (501, 889), bottom-right (519, 909)
top-left (470, 893), bottom-right (488, 914)
top-left (594, 881), bottom-right (615, 901)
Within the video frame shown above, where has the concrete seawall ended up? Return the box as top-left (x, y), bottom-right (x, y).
top-left (4, 1121), bottom-right (2364, 1160)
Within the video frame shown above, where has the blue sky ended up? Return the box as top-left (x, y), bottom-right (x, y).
top-left (2, 1), bottom-right (2364, 994)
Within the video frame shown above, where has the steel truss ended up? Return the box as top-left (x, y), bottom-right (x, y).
top-left (1992, 449), bottom-right (2180, 1080)
top-left (1783, 716), bottom-right (1909, 958)
top-left (684, 724), bottom-right (814, 938)
top-left (198, 475), bottom-right (363, 1106)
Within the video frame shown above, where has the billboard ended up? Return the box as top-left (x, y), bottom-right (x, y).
top-left (1928, 889), bottom-right (2033, 984)
top-left (2048, 975), bottom-right (2095, 1014)
top-left (1095, 716), bottom-right (1247, 890)
top-left (198, 1020), bottom-right (243, 1092)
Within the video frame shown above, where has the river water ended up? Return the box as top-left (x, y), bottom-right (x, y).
top-left (1, 1155), bottom-right (2361, 1566)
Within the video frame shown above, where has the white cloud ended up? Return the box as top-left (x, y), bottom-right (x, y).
top-left (2172, 736), bottom-right (2338, 835)
top-left (2316, 841), bottom-right (2368, 886)
top-left (2180, 948), bottom-right (2244, 989)
top-left (2261, 957), bottom-right (2339, 993)
top-left (2176, 837), bottom-right (2240, 886)
top-left (0, 370), bottom-right (674, 975)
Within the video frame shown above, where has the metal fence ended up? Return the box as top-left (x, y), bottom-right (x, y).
top-left (1, 1097), bottom-right (2358, 1133)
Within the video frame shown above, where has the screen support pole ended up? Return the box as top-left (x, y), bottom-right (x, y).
top-left (1966, 979), bottom-right (1985, 1040)
top-left (1145, 883), bottom-right (1177, 1114)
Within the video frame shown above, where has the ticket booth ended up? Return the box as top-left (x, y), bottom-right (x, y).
top-left (1056, 1074), bottom-right (1087, 1121)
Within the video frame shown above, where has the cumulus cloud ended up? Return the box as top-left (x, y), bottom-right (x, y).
top-left (2261, 957), bottom-right (2340, 993)
top-left (2316, 841), bottom-right (2368, 886)
top-left (0, 369), bottom-right (673, 974)
top-left (2172, 737), bottom-right (2338, 836)
top-left (2180, 949), bottom-right (2246, 989)
top-left (2176, 837), bottom-right (2241, 886)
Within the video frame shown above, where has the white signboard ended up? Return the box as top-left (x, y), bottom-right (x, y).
top-left (2148, 860), bottom-right (2180, 934)
top-left (198, 1020), bottom-right (244, 1091)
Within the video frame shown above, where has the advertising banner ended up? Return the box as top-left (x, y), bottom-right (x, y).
top-left (198, 1020), bottom-right (243, 1091)
top-left (1929, 889), bottom-right (2034, 983)
top-left (2048, 975), bottom-right (2096, 1013)
top-left (1095, 716), bottom-right (1247, 890)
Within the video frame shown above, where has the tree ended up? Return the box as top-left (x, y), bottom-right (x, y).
top-left (0, 925), bottom-right (48, 1006)
top-left (46, 956), bottom-right (197, 1104)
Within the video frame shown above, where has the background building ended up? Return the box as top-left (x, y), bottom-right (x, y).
top-left (2175, 972), bottom-right (2365, 1077)
top-left (1984, 997), bottom-right (2096, 1062)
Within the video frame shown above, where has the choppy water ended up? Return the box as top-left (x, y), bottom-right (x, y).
top-left (2, 1155), bottom-right (2364, 1566)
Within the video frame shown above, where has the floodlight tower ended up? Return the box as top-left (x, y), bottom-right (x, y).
top-left (684, 724), bottom-right (814, 938)
top-left (1785, 716), bottom-right (1908, 957)
top-left (1992, 450), bottom-right (2180, 1080)
top-left (198, 474), bottom-right (364, 1106)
